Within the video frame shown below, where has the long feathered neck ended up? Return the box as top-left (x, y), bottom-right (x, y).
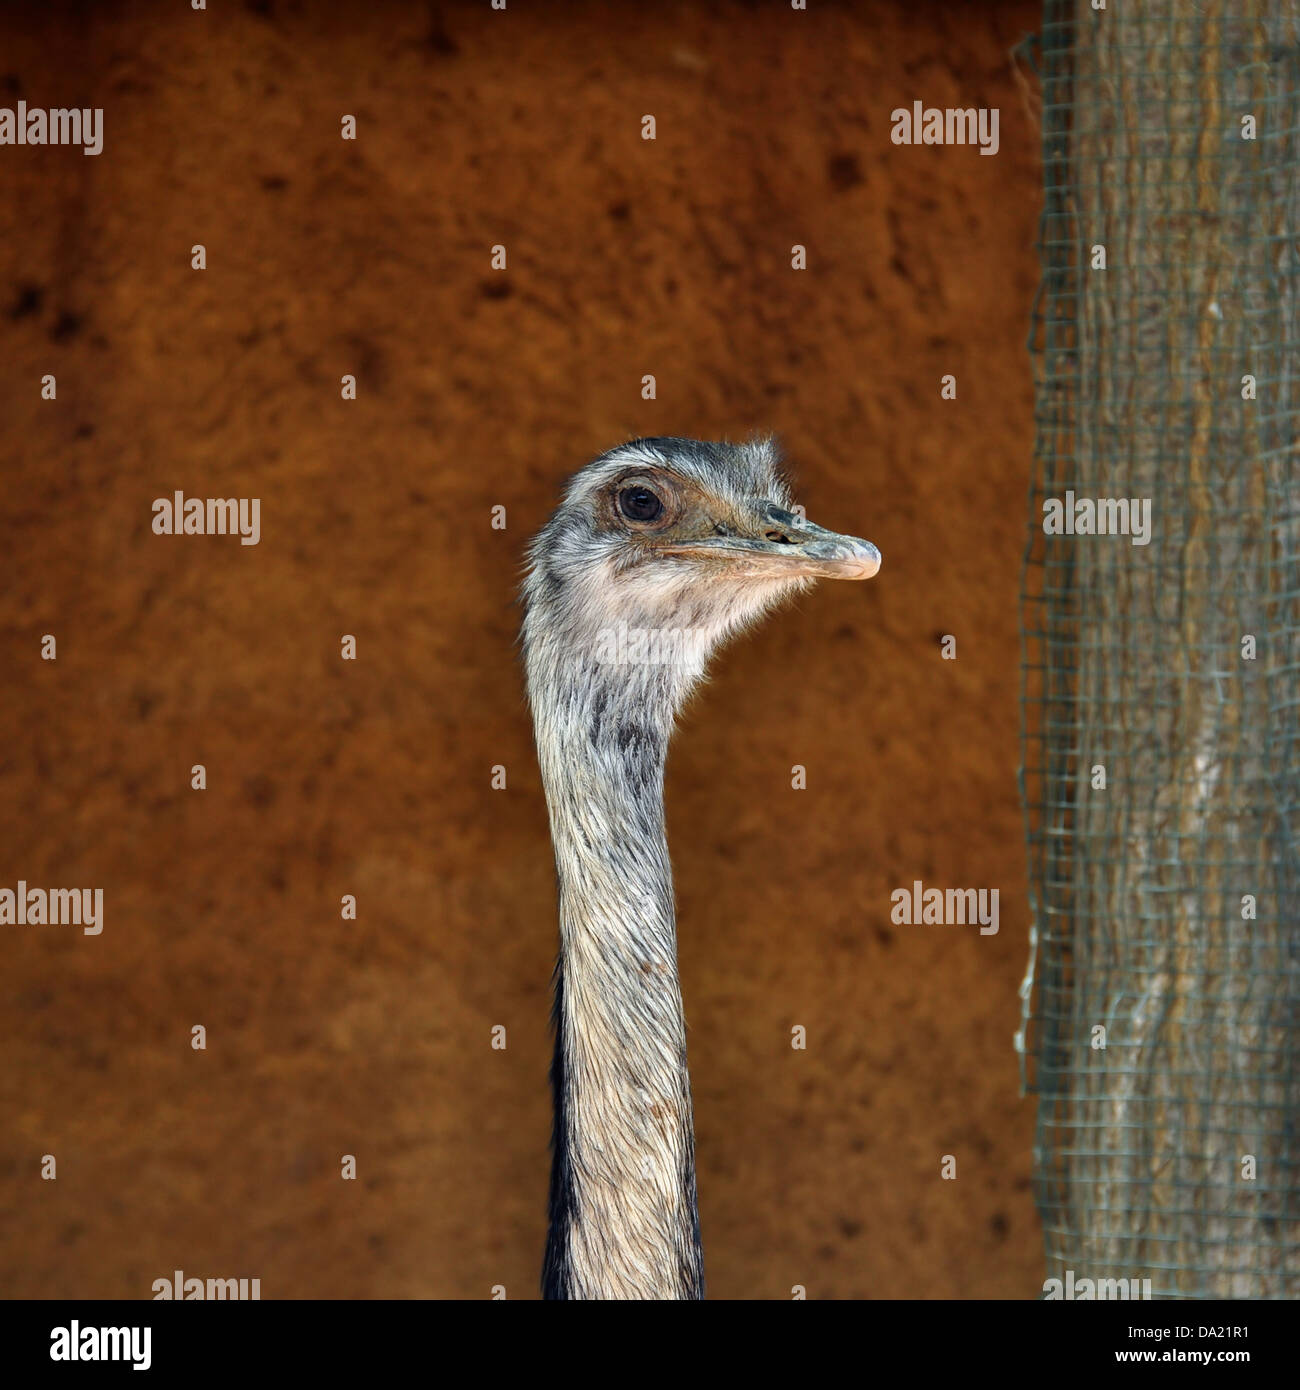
top-left (529, 641), bottom-right (704, 1300)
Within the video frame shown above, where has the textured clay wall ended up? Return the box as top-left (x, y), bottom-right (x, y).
top-left (0, 0), bottom-right (1042, 1297)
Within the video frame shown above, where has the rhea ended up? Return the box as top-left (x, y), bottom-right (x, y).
top-left (522, 437), bottom-right (880, 1299)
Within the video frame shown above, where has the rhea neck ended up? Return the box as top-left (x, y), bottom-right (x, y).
top-left (530, 626), bottom-right (706, 1301)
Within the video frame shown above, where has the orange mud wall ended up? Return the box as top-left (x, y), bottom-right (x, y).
top-left (0, 0), bottom-right (1043, 1297)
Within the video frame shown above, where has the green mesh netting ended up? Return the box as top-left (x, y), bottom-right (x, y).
top-left (1019, 0), bottom-right (1300, 1298)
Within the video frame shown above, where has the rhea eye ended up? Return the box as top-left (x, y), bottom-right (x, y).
top-left (618, 485), bottom-right (663, 522)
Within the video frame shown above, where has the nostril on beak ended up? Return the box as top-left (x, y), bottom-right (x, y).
top-left (765, 531), bottom-right (793, 544)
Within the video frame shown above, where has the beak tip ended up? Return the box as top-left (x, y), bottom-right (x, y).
top-left (847, 541), bottom-right (881, 580)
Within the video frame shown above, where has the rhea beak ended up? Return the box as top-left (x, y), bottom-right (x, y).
top-left (658, 503), bottom-right (882, 581)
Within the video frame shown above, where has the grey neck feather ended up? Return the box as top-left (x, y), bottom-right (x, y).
top-left (529, 636), bottom-right (705, 1300)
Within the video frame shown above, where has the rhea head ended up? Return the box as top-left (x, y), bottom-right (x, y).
top-left (522, 436), bottom-right (880, 709)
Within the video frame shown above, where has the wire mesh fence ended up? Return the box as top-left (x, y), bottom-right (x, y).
top-left (1019, 0), bottom-right (1300, 1298)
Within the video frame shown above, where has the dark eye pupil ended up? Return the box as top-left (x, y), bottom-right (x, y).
top-left (620, 486), bottom-right (663, 521)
